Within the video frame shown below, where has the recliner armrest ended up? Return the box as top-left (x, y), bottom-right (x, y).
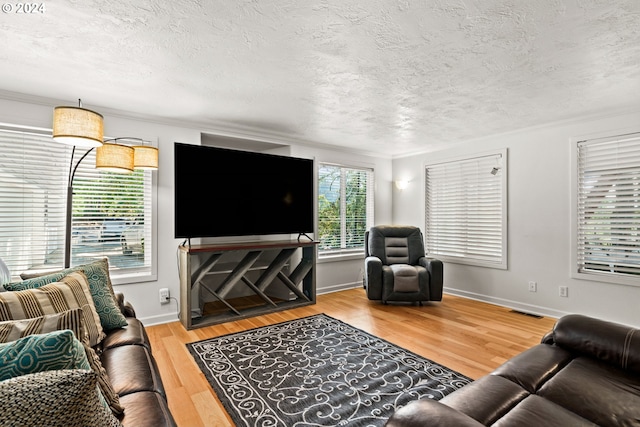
top-left (365, 256), bottom-right (383, 300)
top-left (419, 257), bottom-right (443, 300)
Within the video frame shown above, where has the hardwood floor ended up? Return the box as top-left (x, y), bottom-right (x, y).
top-left (146, 288), bottom-right (557, 427)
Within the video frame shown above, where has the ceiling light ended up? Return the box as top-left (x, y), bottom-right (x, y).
top-left (52, 101), bottom-right (104, 148)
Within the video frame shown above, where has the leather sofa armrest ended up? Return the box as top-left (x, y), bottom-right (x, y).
top-left (540, 330), bottom-right (555, 345)
top-left (114, 291), bottom-right (137, 318)
top-left (551, 314), bottom-right (640, 374)
top-left (385, 398), bottom-right (484, 427)
top-left (419, 257), bottom-right (443, 300)
top-left (364, 256), bottom-right (383, 300)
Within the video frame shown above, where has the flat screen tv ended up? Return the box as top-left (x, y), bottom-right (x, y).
top-left (174, 142), bottom-right (314, 239)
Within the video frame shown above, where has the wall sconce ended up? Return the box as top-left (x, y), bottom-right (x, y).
top-left (52, 100), bottom-right (104, 148)
top-left (395, 180), bottom-right (409, 190)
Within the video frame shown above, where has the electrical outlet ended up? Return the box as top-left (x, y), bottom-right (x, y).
top-left (528, 281), bottom-right (537, 292)
top-left (159, 288), bottom-right (170, 304)
top-left (559, 286), bottom-right (568, 297)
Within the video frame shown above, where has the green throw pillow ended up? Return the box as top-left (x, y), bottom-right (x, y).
top-left (6, 258), bottom-right (128, 331)
top-left (0, 329), bottom-right (90, 380)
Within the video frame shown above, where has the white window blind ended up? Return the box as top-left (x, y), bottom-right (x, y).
top-left (0, 129), bottom-right (68, 273)
top-left (0, 127), bottom-right (155, 281)
top-left (577, 133), bottom-right (640, 280)
top-left (425, 151), bottom-right (507, 269)
top-left (71, 148), bottom-right (154, 277)
top-left (318, 164), bottom-right (374, 257)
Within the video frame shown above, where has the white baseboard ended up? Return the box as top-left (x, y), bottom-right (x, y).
top-left (140, 312), bottom-right (181, 327)
top-left (317, 281), bottom-right (362, 295)
top-left (443, 287), bottom-right (569, 320)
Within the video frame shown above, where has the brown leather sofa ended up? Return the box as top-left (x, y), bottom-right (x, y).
top-left (386, 314), bottom-right (640, 427)
top-left (100, 292), bottom-right (177, 427)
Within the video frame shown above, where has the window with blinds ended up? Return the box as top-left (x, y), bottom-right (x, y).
top-left (576, 133), bottom-right (640, 282)
top-left (425, 150), bottom-right (507, 269)
top-left (0, 127), bottom-right (155, 282)
top-left (318, 164), bottom-right (374, 257)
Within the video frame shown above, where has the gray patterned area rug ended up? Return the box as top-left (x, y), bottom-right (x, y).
top-left (187, 314), bottom-right (471, 427)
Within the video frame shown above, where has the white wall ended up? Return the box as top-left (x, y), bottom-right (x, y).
top-left (393, 110), bottom-right (640, 327)
top-left (0, 96), bottom-right (393, 325)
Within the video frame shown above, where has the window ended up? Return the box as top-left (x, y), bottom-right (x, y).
top-left (0, 126), bottom-right (156, 283)
top-left (425, 150), bottom-right (507, 269)
top-left (574, 132), bottom-right (640, 285)
top-left (317, 164), bottom-right (374, 257)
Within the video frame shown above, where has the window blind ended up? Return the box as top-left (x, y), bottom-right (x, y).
top-left (71, 148), bottom-right (153, 275)
top-left (0, 129), bottom-right (68, 273)
top-left (318, 164), bottom-right (374, 256)
top-left (577, 133), bottom-right (640, 278)
top-left (0, 127), bottom-right (154, 280)
top-left (425, 152), bottom-right (506, 268)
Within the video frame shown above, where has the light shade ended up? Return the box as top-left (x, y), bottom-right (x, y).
top-left (133, 145), bottom-right (159, 170)
top-left (52, 106), bottom-right (104, 147)
top-left (96, 143), bottom-right (134, 173)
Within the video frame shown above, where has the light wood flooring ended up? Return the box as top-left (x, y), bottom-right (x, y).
top-left (146, 288), bottom-right (557, 427)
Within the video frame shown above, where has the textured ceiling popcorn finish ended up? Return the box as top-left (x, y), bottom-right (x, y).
top-left (1, 0), bottom-right (639, 156)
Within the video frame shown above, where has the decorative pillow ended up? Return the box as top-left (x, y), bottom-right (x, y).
top-left (0, 271), bottom-right (105, 346)
top-left (6, 258), bottom-right (128, 331)
top-left (0, 308), bottom-right (87, 345)
top-left (0, 369), bottom-right (122, 427)
top-left (0, 310), bottom-right (123, 416)
top-left (0, 329), bottom-right (90, 380)
top-left (83, 342), bottom-right (125, 415)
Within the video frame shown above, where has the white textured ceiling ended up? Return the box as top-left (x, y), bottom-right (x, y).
top-left (1, 1), bottom-right (639, 156)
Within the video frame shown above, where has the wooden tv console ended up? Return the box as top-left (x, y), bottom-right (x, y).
top-left (178, 240), bottom-right (317, 329)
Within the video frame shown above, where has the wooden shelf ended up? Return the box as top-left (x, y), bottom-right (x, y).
top-left (178, 240), bottom-right (317, 329)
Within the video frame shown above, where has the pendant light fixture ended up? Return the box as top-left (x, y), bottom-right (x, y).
top-left (52, 99), bottom-right (104, 148)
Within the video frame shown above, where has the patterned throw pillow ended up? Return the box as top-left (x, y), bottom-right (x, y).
top-left (6, 258), bottom-right (128, 331)
top-left (0, 271), bottom-right (105, 346)
top-left (0, 310), bottom-right (124, 416)
top-left (0, 329), bottom-right (90, 380)
top-left (0, 369), bottom-right (122, 427)
top-left (0, 308), bottom-right (87, 345)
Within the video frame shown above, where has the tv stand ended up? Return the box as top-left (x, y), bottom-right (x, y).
top-left (178, 240), bottom-right (317, 329)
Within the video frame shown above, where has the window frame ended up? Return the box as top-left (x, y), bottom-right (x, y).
top-left (424, 149), bottom-right (508, 269)
top-left (317, 162), bottom-right (374, 261)
top-left (0, 125), bottom-right (157, 285)
top-left (571, 131), bottom-right (640, 287)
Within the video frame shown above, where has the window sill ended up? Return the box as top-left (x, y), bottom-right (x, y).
top-left (111, 271), bottom-right (157, 286)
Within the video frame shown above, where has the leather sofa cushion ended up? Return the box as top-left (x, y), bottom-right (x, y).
top-left (119, 391), bottom-right (177, 427)
top-left (100, 344), bottom-right (166, 398)
top-left (491, 344), bottom-right (573, 393)
top-left (492, 395), bottom-right (597, 427)
top-left (99, 317), bottom-right (151, 353)
top-left (441, 375), bottom-right (528, 425)
top-left (538, 356), bottom-right (640, 426)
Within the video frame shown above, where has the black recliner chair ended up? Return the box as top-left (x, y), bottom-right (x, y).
top-left (364, 225), bottom-right (443, 305)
